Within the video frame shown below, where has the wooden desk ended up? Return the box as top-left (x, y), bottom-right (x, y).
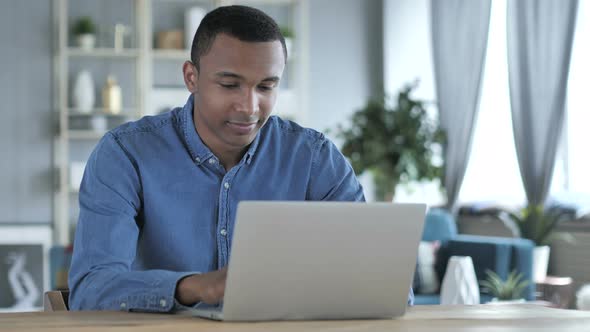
top-left (2, 304), bottom-right (590, 332)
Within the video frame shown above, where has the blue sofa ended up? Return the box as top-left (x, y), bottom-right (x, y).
top-left (414, 208), bottom-right (535, 305)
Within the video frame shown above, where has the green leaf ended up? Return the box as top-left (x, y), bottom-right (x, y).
top-left (481, 269), bottom-right (529, 300)
top-left (72, 16), bottom-right (96, 35)
top-left (332, 81), bottom-right (445, 200)
top-left (481, 204), bottom-right (572, 246)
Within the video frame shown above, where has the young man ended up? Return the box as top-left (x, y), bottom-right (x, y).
top-left (69, 5), bottom-right (410, 312)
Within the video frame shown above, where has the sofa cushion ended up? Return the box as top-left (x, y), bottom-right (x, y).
top-left (422, 208), bottom-right (457, 242)
top-left (435, 235), bottom-right (512, 291)
top-left (413, 241), bottom-right (441, 294)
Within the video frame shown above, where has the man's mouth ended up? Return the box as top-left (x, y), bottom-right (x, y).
top-left (226, 120), bottom-right (258, 134)
top-left (228, 121), bottom-right (258, 126)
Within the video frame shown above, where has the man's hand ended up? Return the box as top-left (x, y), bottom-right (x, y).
top-left (175, 267), bottom-right (227, 306)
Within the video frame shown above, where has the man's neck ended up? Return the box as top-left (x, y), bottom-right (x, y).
top-left (199, 132), bottom-right (246, 171)
top-left (193, 114), bottom-right (247, 171)
top-left (214, 147), bottom-right (246, 171)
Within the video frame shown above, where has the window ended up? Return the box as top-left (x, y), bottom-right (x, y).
top-left (458, 0), bottom-right (525, 206)
top-left (459, 0), bottom-right (590, 206)
top-left (387, 0), bottom-right (589, 206)
top-left (563, 0), bottom-right (590, 196)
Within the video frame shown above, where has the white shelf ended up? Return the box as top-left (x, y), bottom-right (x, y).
top-left (152, 49), bottom-right (191, 60)
top-left (67, 47), bottom-right (140, 58)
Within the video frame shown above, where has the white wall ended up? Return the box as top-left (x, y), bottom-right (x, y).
top-left (383, 0), bottom-right (435, 102)
top-left (307, 0), bottom-right (385, 201)
top-left (308, 0), bottom-right (383, 133)
top-left (0, 0), bottom-right (53, 224)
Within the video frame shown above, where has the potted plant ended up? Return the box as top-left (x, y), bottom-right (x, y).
top-left (482, 205), bottom-right (573, 282)
top-left (480, 269), bottom-right (529, 302)
top-left (72, 16), bottom-right (97, 50)
top-left (280, 26), bottom-right (294, 56)
top-left (334, 82), bottom-right (446, 201)
top-left (489, 205), bottom-right (572, 246)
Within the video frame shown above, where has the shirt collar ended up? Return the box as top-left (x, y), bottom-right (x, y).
top-left (181, 94), bottom-right (261, 166)
top-left (244, 124), bottom-right (261, 165)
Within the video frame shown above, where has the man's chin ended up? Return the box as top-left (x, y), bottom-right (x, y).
top-left (223, 130), bottom-right (258, 148)
top-left (222, 119), bottom-right (265, 147)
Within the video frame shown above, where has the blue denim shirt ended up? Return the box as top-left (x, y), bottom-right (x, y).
top-left (69, 94), bottom-right (385, 312)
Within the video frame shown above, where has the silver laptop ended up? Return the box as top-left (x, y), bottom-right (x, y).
top-left (188, 201), bottom-right (426, 321)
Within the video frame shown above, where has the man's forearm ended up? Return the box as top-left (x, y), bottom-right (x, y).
top-left (69, 268), bottom-right (197, 312)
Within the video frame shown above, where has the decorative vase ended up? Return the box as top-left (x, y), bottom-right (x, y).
top-left (156, 30), bottom-right (184, 50)
top-left (76, 34), bottom-right (95, 50)
top-left (184, 7), bottom-right (206, 49)
top-left (440, 256), bottom-right (480, 305)
top-left (102, 75), bottom-right (122, 114)
top-left (576, 284), bottom-right (590, 310)
top-left (113, 24), bottom-right (131, 51)
top-left (72, 70), bottom-right (95, 113)
top-left (533, 245), bottom-right (550, 283)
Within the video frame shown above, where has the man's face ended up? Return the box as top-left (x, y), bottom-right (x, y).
top-left (188, 33), bottom-right (285, 151)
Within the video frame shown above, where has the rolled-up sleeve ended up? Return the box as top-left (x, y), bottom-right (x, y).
top-left (68, 133), bottom-right (197, 312)
top-left (307, 138), bottom-right (365, 202)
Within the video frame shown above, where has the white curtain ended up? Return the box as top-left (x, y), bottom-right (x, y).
top-left (507, 0), bottom-right (578, 205)
top-left (431, 0), bottom-right (492, 209)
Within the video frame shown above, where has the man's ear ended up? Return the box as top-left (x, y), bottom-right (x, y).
top-left (182, 61), bottom-right (199, 93)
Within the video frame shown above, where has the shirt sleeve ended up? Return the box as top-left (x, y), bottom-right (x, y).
top-left (307, 137), bottom-right (366, 202)
top-left (68, 133), bottom-right (198, 312)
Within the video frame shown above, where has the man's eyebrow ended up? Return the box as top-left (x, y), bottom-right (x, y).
top-left (215, 71), bottom-right (244, 79)
top-left (214, 72), bottom-right (280, 83)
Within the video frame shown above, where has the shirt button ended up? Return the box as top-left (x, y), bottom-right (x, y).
top-left (195, 157), bottom-right (201, 163)
top-left (120, 302), bottom-right (127, 309)
top-left (224, 182), bottom-right (230, 189)
top-left (220, 229), bottom-right (227, 236)
top-left (160, 299), bottom-right (167, 307)
top-left (208, 159), bottom-right (216, 164)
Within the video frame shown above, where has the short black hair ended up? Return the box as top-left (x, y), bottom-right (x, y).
top-left (190, 5), bottom-right (287, 71)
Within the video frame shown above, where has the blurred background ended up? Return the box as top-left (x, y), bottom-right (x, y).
top-left (0, 0), bottom-right (588, 312)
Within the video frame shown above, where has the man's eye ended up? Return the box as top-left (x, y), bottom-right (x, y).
top-left (258, 85), bottom-right (274, 91)
top-left (220, 83), bottom-right (238, 89)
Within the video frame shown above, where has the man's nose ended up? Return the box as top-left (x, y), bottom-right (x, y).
top-left (237, 89), bottom-right (258, 115)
